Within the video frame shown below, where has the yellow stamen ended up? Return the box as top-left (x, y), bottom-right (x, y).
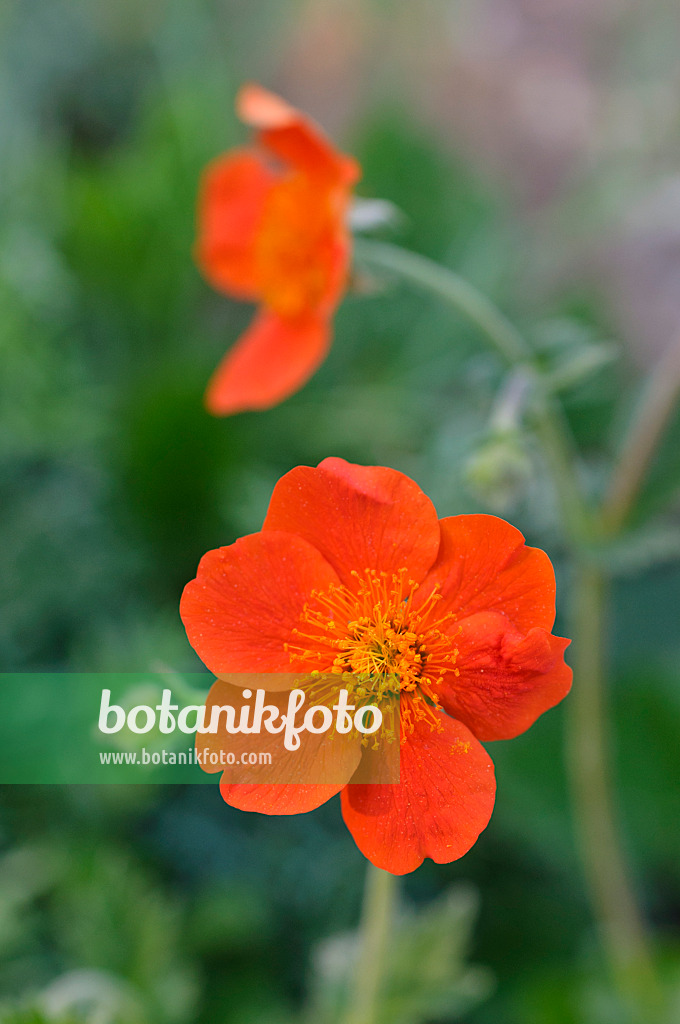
top-left (286, 568), bottom-right (461, 741)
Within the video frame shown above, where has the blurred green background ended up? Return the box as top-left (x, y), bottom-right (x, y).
top-left (2, 0), bottom-right (679, 1021)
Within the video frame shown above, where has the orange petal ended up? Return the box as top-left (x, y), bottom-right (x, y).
top-left (180, 530), bottom-right (339, 675)
top-left (205, 309), bottom-right (331, 415)
top-left (439, 611), bottom-right (572, 741)
top-left (418, 515), bottom-right (558, 633)
top-left (262, 459), bottom-right (441, 588)
top-left (222, 782), bottom-right (339, 815)
top-left (214, 673), bottom-right (315, 694)
top-left (198, 678), bottom-right (363, 814)
top-left (237, 82), bottom-right (360, 184)
top-left (341, 710), bottom-right (496, 875)
top-left (195, 149), bottom-right (275, 299)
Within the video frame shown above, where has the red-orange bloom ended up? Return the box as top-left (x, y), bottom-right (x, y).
top-left (180, 459), bottom-right (572, 875)
top-left (195, 84), bottom-right (360, 415)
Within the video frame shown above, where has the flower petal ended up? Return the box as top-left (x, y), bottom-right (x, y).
top-left (438, 611), bottom-right (572, 741)
top-left (220, 782), bottom-right (337, 815)
top-left (237, 83), bottom-right (360, 185)
top-left (205, 309), bottom-right (331, 415)
top-left (195, 149), bottom-right (275, 299)
top-left (419, 515), bottom-right (558, 632)
top-left (262, 459), bottom-right (441, 587)
top-left (341, 709), bottom-right (496, 875)
top-left (180, 530), bottom-right (339, 674)
top-left (221, 781), bottom-right (339, 815)
top-left (198, 678), bottom-right (363, 814)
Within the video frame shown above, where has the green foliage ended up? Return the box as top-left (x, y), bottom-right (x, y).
top-left (308, 886), bottom-right (492, 1024)
top-left (2, 1), bottom-right (680, 1022)
top-left (354, 115), bottom-right (496, 261)
top-left (0, 843), bottom-right (198, 1024)
top-left (0, 1011), bottom-right (81, 1024)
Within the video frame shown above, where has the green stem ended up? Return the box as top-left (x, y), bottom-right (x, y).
top-left (354, 238), bottom-right (529, 365)
top-left (529, 383), bottom-right (591, 546)
top-left (603, 334), bottom-right (680, 534)
top-left (567, 563), bottom-right (662, 1019)
top-left (354, 237), bottom-right (661, 1012)
top-left (354, 237), bottom-right (589, 544)
top-left (342, 863), bottom-right (398, 1024)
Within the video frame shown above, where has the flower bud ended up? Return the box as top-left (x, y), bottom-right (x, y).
top-left (464, 433), bottom-right (533, 512)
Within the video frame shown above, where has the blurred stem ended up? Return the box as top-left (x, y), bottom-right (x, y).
top-left (342, 863), bottom-right (397, 1024)
top-left (353, 238), bottom-right (589, 544)
top-left (528, 384), bottom-right (590, 546)
top-left (355, 237), bottom-right (663, 1013)
top-left (354, 238), bottom-right (529, 364)
top-left (568, 562), bottom-right (661, 1019)
top-left (603, 334), bottom-right (680, 533)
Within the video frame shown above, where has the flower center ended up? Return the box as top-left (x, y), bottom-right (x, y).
top-left (256, 172), bottom-right (340, 318)
top-left (286, 569), bottom-right (460, 736)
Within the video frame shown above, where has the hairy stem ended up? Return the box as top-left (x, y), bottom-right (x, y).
top-left (354, 238), bottom-right (529, 364)
top-left (353, 238), bottom-right (589, 544)
top-left (603, 334), bottom-right (680, 533)
top-left (354, 236), bottom-right (663, 1012)
top-left (342, 863), bottom-right (397, 1024)
top-left (567, 562), bottom-right (662, 1017)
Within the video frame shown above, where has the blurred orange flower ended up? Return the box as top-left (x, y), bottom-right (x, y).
top-left (196, 84), bottom-right (360, 415)
top-left (180, 459), bottom-right (572, 874)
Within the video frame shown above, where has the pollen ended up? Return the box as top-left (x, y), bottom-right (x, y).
top-left (286, 568), bottom-right (460, 738)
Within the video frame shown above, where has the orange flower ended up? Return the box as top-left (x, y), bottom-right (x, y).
top-left (196, 84), bottom-right (360, 415)
top-left (180, 459), bottom-right (572, 874)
